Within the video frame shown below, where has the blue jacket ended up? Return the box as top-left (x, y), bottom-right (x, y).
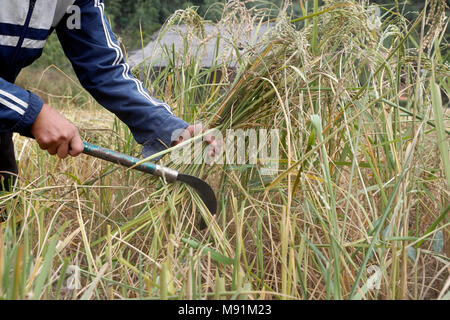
top-left (0, 0), bottom-right (188, 157)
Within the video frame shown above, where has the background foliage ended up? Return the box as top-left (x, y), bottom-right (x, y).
top-left (8, 0), bottom-right (449, 301)
top-left (104, 0), bottom-right (430, 49)
top-left (34, 0), bottom-right (439, 72)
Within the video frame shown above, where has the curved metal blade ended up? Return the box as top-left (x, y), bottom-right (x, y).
top-left (177, 173), bottom-right (217, 215)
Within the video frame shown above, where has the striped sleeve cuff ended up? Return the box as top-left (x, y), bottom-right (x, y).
top-left (10, 91), bottom-right (44, 137)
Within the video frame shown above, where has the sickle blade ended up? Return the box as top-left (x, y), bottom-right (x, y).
top-left (177, 173), bottom-right (217, 215)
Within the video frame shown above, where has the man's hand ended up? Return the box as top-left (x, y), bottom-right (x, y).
top-left (171, 123), bottom-right (221, 159)
top-left (31, 104), bottom-right (84, 159)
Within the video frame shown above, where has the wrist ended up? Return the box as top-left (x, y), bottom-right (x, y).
top-left (11, 92), bottom-right (44, 138)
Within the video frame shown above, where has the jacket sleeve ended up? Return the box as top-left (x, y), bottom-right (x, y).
top-left (55, 0), bottom-right (188, 158)
top-left (0, 77), bottom-right (44, 136)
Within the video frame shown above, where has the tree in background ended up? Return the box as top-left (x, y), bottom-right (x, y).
top-left (105, 0), bottom-right (210, 49)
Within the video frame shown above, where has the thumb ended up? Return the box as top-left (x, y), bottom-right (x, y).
top-left (69, 135), bottom-right (84, 157)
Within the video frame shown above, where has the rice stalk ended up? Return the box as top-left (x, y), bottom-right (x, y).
top-left (3, 0), bottom-right (448, 300)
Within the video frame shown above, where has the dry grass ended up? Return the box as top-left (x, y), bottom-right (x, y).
top-left (1, 0), bottom-right (449, 300)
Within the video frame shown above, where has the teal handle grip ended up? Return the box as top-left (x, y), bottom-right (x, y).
top-left (82, 141), bottom-right (157, 175)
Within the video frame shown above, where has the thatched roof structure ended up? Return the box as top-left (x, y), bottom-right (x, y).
top-left (128, 23), bottom-right (275, 69)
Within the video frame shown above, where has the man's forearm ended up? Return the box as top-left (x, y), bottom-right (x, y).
top-left (56, 0), bottom-right (189, 158)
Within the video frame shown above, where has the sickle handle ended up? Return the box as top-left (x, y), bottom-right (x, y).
top-left (82, 141), bottom-right (178, 182)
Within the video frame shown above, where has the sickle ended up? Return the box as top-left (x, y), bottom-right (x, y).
top-left (82, 142), bottom-right (217, 225)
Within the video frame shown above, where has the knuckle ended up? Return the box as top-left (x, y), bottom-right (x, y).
top-left (60, 132), bottom-right (70, 141)
top-left (44, 134), bottom-right (59, 145)
top-left (38, 138), bottom-right (51, 148)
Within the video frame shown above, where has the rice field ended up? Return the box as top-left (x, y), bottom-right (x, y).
top-left (0, 0), bottom-right (449, 300)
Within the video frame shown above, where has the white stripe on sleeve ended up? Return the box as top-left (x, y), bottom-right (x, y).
top-left (22, 38), bottom-right (46, 49)
top-left (0, 97), bottom-right (26, 115)
top-left (0, 35), bottom-right (20, 47)
top-left (0, 89), bottom-right (28, 110)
